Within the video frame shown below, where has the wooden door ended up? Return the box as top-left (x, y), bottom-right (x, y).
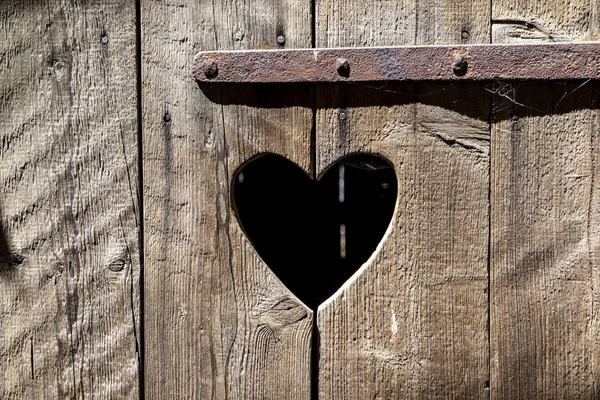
top-left (1, 0), bottom-right (599, 399)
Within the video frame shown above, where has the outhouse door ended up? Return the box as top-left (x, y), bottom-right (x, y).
top-left (6, 1), bottom-right (598, 399)
top-left (141, 1), bottom-right (599, 399)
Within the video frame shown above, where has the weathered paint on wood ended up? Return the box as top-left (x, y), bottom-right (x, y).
top-left (141, 0), bottom-right (314, 398)
top-left (0, 1), bottom-right (140, 399)
top-left (491, 1), bottom-right (600, 397)
top-left (314, 0), bottom-right (490, 398)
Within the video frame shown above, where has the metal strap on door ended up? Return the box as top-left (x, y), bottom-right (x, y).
top-left (193, 42), bottom-right (600, 83)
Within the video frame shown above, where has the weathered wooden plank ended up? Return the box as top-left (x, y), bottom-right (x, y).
top-left (141, 0), bottom-right (313, 398)
top-left (490, 82), bottom-right (600, 399)
top-left (0, 1), bottom-right (140, 399)
top-left (491, 2), bottom-right (600, 396)
top-left (315, 0), bottom-right (491, 398)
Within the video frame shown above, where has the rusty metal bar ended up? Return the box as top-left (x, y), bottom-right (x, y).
top-left (193, 42), bottom-right (600, 83)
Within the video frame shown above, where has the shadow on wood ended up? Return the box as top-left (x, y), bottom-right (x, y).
top-left (197, 80), bottom-right (599, 120)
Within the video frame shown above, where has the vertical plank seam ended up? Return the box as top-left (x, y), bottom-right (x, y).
top-left (489, 0), bottom-right (493, 43)
top-left (311, 1), bottom-right (318, 398)
top-left (414, 0), bottom-right (419, 44)
top-left (135, 0), bottom-right (145, 398)
top-left (211, 0), bottom-right (221, 49)
top-left (311, 313), bottom-right (319, 400)
top-left (487, 80), bottom-right (493, 400)
top-left (488, 1), bottom-right (493, 396)
top-left (591, 0), bottom-right (597, 37)
top-left (311, 0), bottom-right (316, 48)
top-left (588, 83), bottom-right (598, 398)
top-left (310, 87), bottom-right (318, 399)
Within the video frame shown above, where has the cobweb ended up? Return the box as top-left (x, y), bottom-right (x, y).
top-left (346, 78), bottom-right (595, 116)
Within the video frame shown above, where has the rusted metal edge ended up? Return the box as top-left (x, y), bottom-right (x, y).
top-left (193, 42), bottom-right (600, 83)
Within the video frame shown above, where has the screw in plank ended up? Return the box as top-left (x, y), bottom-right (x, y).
top-left (336, 58), bottom-right (350, 77)
top-left (277, 34), bottom-right (286, 45)
top-left (452, 54), bottom-right (468, 76)
top-left (101, 35), bottom-right (109, 45)
top-left (11, 252), bottom-right (24, 266)
top-left (200, 59), bottom-right (219, 79)
top-left (461, 30), bottom-right (470, 39)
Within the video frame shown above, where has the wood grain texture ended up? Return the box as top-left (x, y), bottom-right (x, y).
top-left (0, 1), bottom-right (140, 399)
top-left (490, 82), bottom-right (600, 399)
top-left (491, 0), bottom-right (594, 42)
top-left (491, 1), bottom-right (600, 397)
top-left (141, 0), bottom-right (313, 398)
top-left (315, 0), bottom-right (490, 398)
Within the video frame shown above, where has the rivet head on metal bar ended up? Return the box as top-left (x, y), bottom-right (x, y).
top-left (200, 59), bottom-right (218, 79)
top-left (336, 58), bottom-right (350, 77)
top-left (452, 55), bottom-right (468, 76)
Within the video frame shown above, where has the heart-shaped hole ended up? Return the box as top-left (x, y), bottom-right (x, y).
top-left (233, 153), bottom-right (397, 309)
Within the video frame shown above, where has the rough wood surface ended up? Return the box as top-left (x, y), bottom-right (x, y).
top-left (141, 0), bottom-right (313, 398)
top-left (0, 1), bottom-right (140, 399)
top-left (491, 2), bottom-right (600, 397)
top-left (315, 0), bottom-right (490, 398)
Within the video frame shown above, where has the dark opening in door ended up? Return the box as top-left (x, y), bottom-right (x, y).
top-left (232, 153), bottom-right (397, 309)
